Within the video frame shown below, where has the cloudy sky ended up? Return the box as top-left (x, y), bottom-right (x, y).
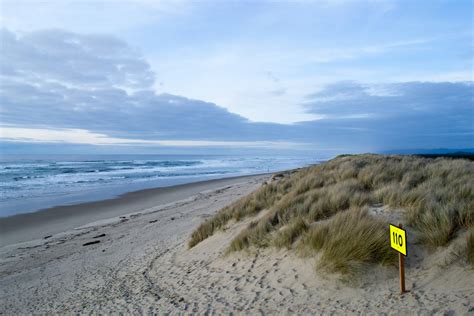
top-left (0, 0), bottom-right (472, 154)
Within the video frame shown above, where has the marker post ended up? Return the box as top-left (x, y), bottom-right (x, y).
top-left (389, 223), bottom-right (407, 294)
top-left (398, 224), bottom-right (406, 294)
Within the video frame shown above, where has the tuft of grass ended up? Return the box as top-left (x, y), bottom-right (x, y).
top-left (406, 202), bottom-right (457, 247)
top-left (299, 208), bottom-right (397, 274)
top-left (273, 217), bottom-right (309, 249)
top-left (228, 215), bottom-right (275, 252)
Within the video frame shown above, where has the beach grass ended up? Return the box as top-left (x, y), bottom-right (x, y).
top-left (298, 207), bottom-right (397, 274)
top-left (272, 216), bottom-right (309, 249)
top-left (188, 178), bottom-right (294, 248)
top-left (189, 154), bottom-right (474, 272)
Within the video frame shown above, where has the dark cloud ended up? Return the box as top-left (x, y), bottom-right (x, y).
top-left (0, 77), bottom-right (282, 140)
top-left (304, 81), bottom-right (473, 121)
top-left (0, 29), bottom-right (155, 89)
top-left (0, 29), bottom-right (472, 151)
top-left (0, 29), bottom-right (285, 141)
top-left (300, 81), bottom-right (474, 149)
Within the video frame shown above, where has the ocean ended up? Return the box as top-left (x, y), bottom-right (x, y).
top-left (0, 154), bottom-right (324, 217)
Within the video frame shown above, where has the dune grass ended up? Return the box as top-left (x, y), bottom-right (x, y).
top-left (189, 154), bottom-right (474, 272)
top-left (188, 180), bottom-right (290, 248)
top-left (272, 216), bottom-right (309, 249)
top-left (298, 207), bottom-right (397, 274)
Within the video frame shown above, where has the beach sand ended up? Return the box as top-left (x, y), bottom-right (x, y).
top-left (0, 174), bottom-right (267, 247)
top-left (0, 174), bottom-right (472, 314)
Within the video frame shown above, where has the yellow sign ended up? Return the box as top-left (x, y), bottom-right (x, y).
top-left (390, 224), bottom-right (407, 256)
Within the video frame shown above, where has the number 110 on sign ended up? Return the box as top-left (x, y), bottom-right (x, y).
top-left (390, 224), bottom-right (407, 256)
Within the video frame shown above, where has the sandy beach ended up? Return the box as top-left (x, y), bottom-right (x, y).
top-left (0, 174), bottom-right (269, 247)
top-left (0, 173), bottom-right (473, 314)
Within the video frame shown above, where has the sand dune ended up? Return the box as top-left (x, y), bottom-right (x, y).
top-left (0, 174), bottom-right (473, 314)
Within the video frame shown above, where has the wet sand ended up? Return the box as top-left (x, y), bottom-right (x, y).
top-left (0, 174), bottom-right (266, 247)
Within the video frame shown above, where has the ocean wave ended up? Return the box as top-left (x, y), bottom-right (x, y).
top-left (0, 156), bottom-right (320, 216)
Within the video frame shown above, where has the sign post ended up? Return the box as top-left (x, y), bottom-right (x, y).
top-left (389, 223), bottom-right (407, 294)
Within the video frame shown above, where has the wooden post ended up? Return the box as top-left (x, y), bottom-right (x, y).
top-left (399, 223), bottom-right (406, 294)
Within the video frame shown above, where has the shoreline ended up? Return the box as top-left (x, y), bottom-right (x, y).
top-left (0, 154), bottom-right (321, 218)
top-left (0, 173), bottom-right (270, 247)
top-left (1, 172), bottom-right (272, 218)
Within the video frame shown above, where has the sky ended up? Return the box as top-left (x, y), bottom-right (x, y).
top-left (0, 0), bottom-right (473, 155)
